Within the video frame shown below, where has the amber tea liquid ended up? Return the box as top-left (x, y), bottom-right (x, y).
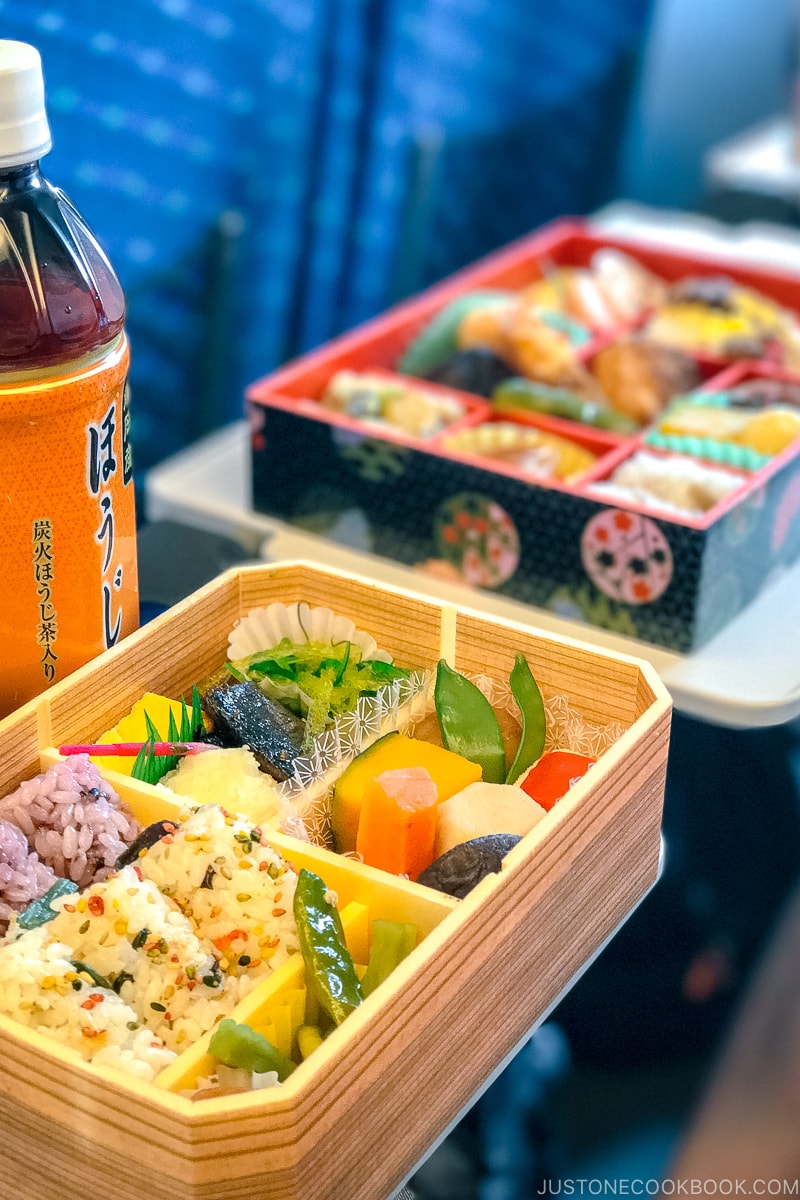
top-left (0, 154), bottom-right (139, 716)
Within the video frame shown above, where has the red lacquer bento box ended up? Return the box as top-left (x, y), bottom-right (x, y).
top-left (247, 220), bottom-right (800, 653)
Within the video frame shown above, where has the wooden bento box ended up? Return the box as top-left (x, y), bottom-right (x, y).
top-left (0, 562), bottom-right (671, 1200)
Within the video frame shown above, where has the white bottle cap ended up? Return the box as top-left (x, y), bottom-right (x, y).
top-left (0, 40), bottom-right (52, 168)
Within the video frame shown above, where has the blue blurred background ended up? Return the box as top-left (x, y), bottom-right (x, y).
top-left (4, 0), bottom-right (797, 471)
top-left (6, 4), bottom-right (800, 1196)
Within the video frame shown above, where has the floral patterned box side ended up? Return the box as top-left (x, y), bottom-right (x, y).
top-left (247, 221), bottom-right (800, 653)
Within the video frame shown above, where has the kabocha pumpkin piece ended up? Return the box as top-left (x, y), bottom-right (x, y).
top-left (356, 767), bottom-right (439, 880)
top-left (330, 731), bottom-right (481, 853)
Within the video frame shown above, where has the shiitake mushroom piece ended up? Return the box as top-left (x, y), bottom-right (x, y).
top-left (416, 833), bottom-right (522, 899)
top-left (424, 348), bottom-right (516, 398)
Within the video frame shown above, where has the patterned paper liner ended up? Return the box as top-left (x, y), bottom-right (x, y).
top-left (448, 673), bottom-right (628, 765)
top-left (288, 668), bottom-right (627, 848)
top-left (276, 670), bottom-right (431, 845)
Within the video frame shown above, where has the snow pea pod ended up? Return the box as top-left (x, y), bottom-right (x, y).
top-left (398, 291), bottom-right (513, 377)
top-left (293, 868), bottom-right (363, 1026)
top-left (505, 653), bottom-right (546, 784)
top-left (434, 659), bottom-right (506, 784)
top-left (492, 377), bottom-right (639, 434)
top-left (208, 1018), bottom-right (296, 1081)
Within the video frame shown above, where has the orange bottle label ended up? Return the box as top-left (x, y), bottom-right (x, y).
top-left (0, 335), bottom-right (139, 716)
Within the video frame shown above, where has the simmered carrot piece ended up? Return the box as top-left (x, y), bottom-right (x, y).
top-left (356, 767), bottom-right (438, 880)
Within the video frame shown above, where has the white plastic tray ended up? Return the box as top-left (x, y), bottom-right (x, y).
top-left (144, 420), bottom-right (800, 729)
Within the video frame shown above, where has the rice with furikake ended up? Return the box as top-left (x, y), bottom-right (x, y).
top-left (0, 803), bottom-right (300, 1082)
top-left (136, 805), bottom-right (300, 982)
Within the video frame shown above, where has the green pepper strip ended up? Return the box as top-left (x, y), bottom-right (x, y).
top-left (505, 653), bottom-right (547, 784)
top-left (16, 878), bottom-right (79, 930)
top-left (208, 1018), bottom-right (296, 1081)
top-left (492, 378), bottom-right (639, 434)
top-left (434, 659), bottom-right (506, 784)
top-left (293, 868), bottom-right (363, 1026)
top-left (360, 919), bottom-right (418, 998)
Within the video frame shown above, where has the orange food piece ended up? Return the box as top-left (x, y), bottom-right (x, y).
top-left (356, 767), bottom-right (438, 880)
top-left (331, 731), bottom-right (482, 853)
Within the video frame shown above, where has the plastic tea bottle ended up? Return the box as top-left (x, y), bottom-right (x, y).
top-left (0, 41), bottom-right (138, 717)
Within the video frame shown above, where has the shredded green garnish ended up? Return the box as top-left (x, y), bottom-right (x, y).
top-left (130, 686), bottom-right (204, 784)
top-left (229, 638), bottom-right (410, 749)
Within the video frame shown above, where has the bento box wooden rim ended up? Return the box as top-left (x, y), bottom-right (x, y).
top-left (0, 556), bottom-right (672, 1194)
top-left (27, 557), bottom-right (671, 727)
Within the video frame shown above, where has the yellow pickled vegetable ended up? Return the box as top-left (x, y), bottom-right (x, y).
top-left (738, 409), bottom-right (800, 456)
top-left (660, 404), bottom-right (800, 457)
top-left (296, 1024), bottom-right (325, 1060)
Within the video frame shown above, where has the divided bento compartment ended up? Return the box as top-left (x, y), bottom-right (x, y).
top-left (152, 833), bottom-right (455, 1097)
top-left (700, 356), bottom-right (800, 400)
top-left (429, 407), bottom-right (627, 491)
top-left (579, 439), bottom-right (755, 529)
top-left (250, 367), bottom-right (489, 449)
top-left (0, 728), bottom-right (455, 1091)
top-left (639, 356), bottom-right (800, 488)
top-left (471, 396), bottom-right (635, 458)
top-left (0, 561), bottom-right (672, 1200)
